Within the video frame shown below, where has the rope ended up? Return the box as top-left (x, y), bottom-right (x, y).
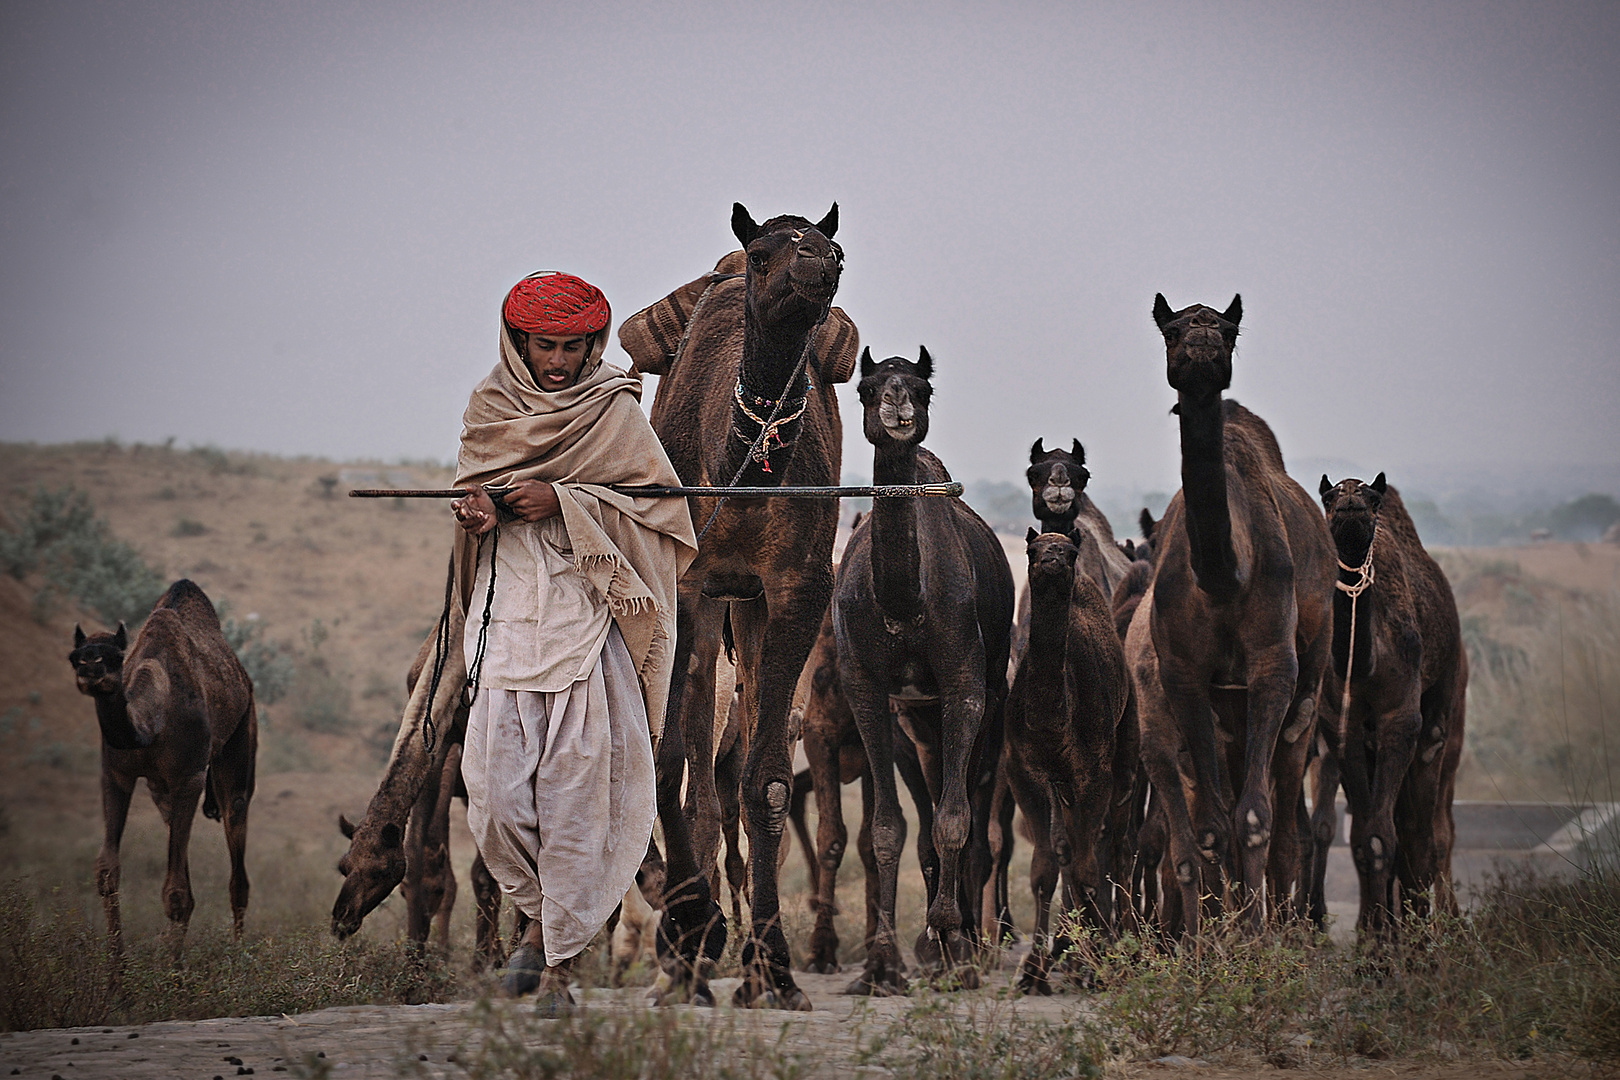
top-left (694, 305), bottom-right (828, 546)
top-left (463, 522), bottom-right (499, 706)
top-left (1334, 521), bottom-right (1377, 727)
top-left (417, 518), bottom-right (500, 751)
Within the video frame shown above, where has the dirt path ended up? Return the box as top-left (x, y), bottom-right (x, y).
top-left (0, 970), bottom-right (1562, 1080)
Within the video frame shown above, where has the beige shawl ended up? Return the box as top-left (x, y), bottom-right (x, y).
top-left (454, 327), bottom-right (697, 739)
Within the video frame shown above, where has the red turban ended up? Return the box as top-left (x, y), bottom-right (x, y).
top-left (502, 271), bottom-right (611, 336)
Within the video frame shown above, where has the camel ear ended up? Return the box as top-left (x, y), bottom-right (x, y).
top-left (1029, 438), bottom-right (1045, 462)
top-left (74, 624), bottom-right (86, 649)
top-left (1371, 472), bottom-right (1387, 495)
top-left (1123, 539), bottom-right (1137, 560)
top-left (114, 622), bottom-right (127, 649)
top-left (379, 822), bottom-right (402, 849)
top-left (1026, 527), bottom-right (1039, 545)
top-left (1070, 528), bottom-right (1086, 550)
top-left (815, 202), bottom-right (838, 240)
top-left (1139, 508), bottom-right (1157, 539)
top-left (1153, 293), bottom-right (1174, 329)
top-left (859, 346), bottom-right (875, 379)
top-left (915, 345), bottom-right (933, 381)
top-left (1223, 294), bottom-right (1243, 327)
top-left (1070, 439), bottom-right (1085, 464)
top-left (338, 814), bottom-right (357, 840)
top-left (731, 202), bottom-right (760, 248)
top-left (1320, 475), bottom-right (1334, 498)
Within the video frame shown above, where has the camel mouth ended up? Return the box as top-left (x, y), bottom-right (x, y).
top-left (77, 674), bottom-right (118, 696)
top-left (1042, 491), bottom-right (1075, 514)
top-left (881, 418), bottom-right (919, 440)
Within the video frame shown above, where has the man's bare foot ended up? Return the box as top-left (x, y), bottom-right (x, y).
top-left (535, 958), bottom-right (578, 1019)
top-left (498, 922), bottom-right (546, 997)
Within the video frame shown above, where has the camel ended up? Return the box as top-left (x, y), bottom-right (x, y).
top-left (1005, 528), bottom-right (1138, 993)
top-left (67, 579), bottom-right (257, 966)
top-left (1316, 474), bottom-right (1466, 933)
top-left (834, 347), bottom-right (1015, 994)
top-left (993, 440), bottom-right (1136, 938)
top-left (1126, 294), bottom-right (1333, 933)
top-left (620, 202), bottom-right (852, 1010)
top-left (331, 570), bottom-right (507, 971)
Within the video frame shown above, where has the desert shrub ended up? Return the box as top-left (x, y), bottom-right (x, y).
top-left (290, 619), bottom-right (352, 732)
top-left (171, 517), bottom-right (208, 537)
top-left (451, 998), bottom-right (807, 1080)
top-left (0, 882), bottom-right (456, 1031)
top-left (218, 605), bottom-right (295, 705)
top-left (0, 485), bottom-right (166, 626)
top-left (856, 993), bottom-right (1103, 1080)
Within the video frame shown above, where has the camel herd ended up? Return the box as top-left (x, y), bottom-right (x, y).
top-left (66, 202), bottom-right (1467, 1009)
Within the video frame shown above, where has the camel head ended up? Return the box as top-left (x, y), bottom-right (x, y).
top-left (732, 202), bottom-right (843, 324)
top-left (331, 814), bottom-right (405, 939)
top-left (1026, 438), bottom-right (1090, 530)
top-left (1320, 473), bottom-right (1387, 564)
top-left (857, 346), bottom-right (933, 447)
top-left (69, 622), bottom-right (127, 697)
top-left (1153, 293), bottom-right (1242, 399)
top-left (1024, 528), bottom-right (1082, 594)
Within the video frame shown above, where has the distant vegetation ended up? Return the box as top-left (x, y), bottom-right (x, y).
top-left (0, 486), bottom-right (166, 626)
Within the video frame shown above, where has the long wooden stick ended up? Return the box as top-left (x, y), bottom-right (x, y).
top-left (349, 482), bottom-right (963, 500)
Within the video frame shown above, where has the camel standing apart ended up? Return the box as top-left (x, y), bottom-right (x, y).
top-left (1315, 475), bottom-right (1466, 933)
top-left (1126, 295), bottom-right (1333, 932)
top-left (834, 348), bottom-right (1015, 994)
top-left (1005, 528), bottom-right (1138, 993)
top-left (629, 203), bottom-right (850, 1010)
top-left (67, 579), bottom-right (257, 968)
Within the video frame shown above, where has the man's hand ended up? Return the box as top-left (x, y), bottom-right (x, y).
top-left (452, 487), bottom-right (497, 534)
top-left (502, 479), bottom-right (562, 522)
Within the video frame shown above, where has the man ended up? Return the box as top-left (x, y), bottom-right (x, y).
top-left (451, 270), bottom-right (696, 1014)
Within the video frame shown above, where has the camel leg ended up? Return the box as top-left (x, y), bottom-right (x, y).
top-left (96, 767), bottom-right (137, 971)
top-left (1306, 729), bottom-right (1341, 930)
top-left (923, 661), bottom-right (990, 987)
top-left (857, 762), bottom-right (884, 956)
top-left (1139, 742), bottom-right (1204, 935)
top-left (1228, 649), bottom-right (1300, 929)
top-left (1009, 768), bottom-right (1057, 995)
top-left (986, 748), bottom-right (1018, 943)
top-left (789, 769), bottom-right (817, 894)
top-left (1136, 787), bottom-right (1167, 931)
top-left (1266, 691), bottom-right (1315, 923)
top-left (893, 720), bottom-right (939, 966)
top-left (1355, 692), bottom-right (1421, 936)
top-left (1160, 671), bottom-right (1231, 886)
top-left (964, 709), bottom-right (1004, 951)
top-left (804, 713), bottom-right (848, 973)
top-left (212, 703), bottom-right (257, 938)
top-left (652, 596), bottom-right (726, 1007)
top-left (730, 581), bottom-right (823, 1011)
top-left (157, 775), bottom-right (205, 960)
top-left (714, 720), bottom-right (749, 933)
top-left (1108, 692), bottom-right (1143, 933)
top-left (470, 851), bottom-right (501, 972)
top-left (680, 598), bottom-right (727, 901)
top-left (842, 666), bottom-right (909, 996)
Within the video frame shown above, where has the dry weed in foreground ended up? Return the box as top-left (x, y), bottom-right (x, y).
top-left (0, 882), bottom-right (457, 1031)
top-left (444, 998), bottom-right (807, 1080)
top-left (854, 992), bottom-right (1103, 1080)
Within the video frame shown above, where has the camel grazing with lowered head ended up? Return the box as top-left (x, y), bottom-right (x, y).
top-left (1126, 294), bottom-right (1333, 933)
top-left (1315, 474), bottom-right (1466, 934)
top-left (68, 579), bottom-right (257, 965)
top-left (834, 347), bottom-right (1015, 994)
top-left (618, 202), bottom-right (855, 1010)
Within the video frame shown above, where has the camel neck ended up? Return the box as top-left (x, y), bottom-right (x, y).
top-left (1024, 576), bottom-right (1072, 673)
top-left (92, 687), bottom-right (147, 751)
top-left (728, 300), bottom-right (821, 483)
top-left (870, 443), bottom-right (922, 621)
top-left (1177, 391), bottom-right (1240, 601)
top-left (740, 305), bottom-right (819, 400)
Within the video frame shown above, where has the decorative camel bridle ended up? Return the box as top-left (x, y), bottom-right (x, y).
top-left (1335, 513), bottom-right (1378, 725)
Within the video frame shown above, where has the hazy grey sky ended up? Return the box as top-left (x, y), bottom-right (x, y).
top-left (2, 1), bottom-right (1615, 494)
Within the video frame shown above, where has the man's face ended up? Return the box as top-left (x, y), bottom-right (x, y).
top-left (525, 334), bottom-right (589, 391)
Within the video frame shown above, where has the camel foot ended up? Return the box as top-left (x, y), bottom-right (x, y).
top-left (534, 987), bottom-right (577, 1019)
top-left (498, 944), bottom-right (544, 997)
top-left (650, 974), bottom-right (715, 1008)
top-left (733, 977), bottom-right (813, 1011)
top-left (803, 957), bottom-right (841, 975)
top-left (806, 926), bottom-right (841, 974)
top-left (843, 963), bottom-right (908, 996)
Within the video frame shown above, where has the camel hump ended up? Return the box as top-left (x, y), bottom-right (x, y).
top-left (124, 656), bottom-right (171, 745)
top-left (155, 578), bottom-right (222, 629)
top-left (915, 448), bottom-right (952, 483)
top-left (1221, 398), bottom-right (1287, 472)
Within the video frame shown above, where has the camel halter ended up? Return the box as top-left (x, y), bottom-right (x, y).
top-left (1334, 519), bottom-right (1377, 726)
top-left (418, 524), bottom-right (499, 752)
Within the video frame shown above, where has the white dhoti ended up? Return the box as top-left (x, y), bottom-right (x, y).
top-left (461, 623), bottom-right (657, 966)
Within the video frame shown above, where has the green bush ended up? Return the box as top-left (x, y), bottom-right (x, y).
top-left (218, 605), bottom-right (295, 705)
top-left (0, 486), bottom-right (166, 626)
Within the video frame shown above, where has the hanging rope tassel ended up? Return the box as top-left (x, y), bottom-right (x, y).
top-left (1335, 523), bottom-right (1377, 726)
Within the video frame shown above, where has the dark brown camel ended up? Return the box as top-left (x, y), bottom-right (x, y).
top-left (1316, 474), bottom-right (1466, 933)
top-left (1126, 294), bottom-right (1333, 932)
top-left (68, 579), bottom-right (256, 964)
top-left (625, 202), bottom-right (850, 1010)
top-left (1005, 529), bottom-right (1138, 993)
top-left (995, 440), bottom-right (1136, 938)
top-left (834, 347), bottom-right (1015, 994)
